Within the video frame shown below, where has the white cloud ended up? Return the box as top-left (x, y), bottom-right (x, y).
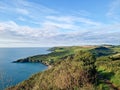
top-left (107, 0), bottom-right (120, 21)
top-left (16, 8), bottom-right (29, 15)
top-left (76, 10), bottom-right (91, 17)
top-left (0, 0), bottom-right (58, 21)
top-left (0, 0), bottom-right (120, 47)
top-left (17, 17), bottom-right (26, 21)
top-left (46, 16), bottom-right (74, 23)
top-left (0, 20), bottom-right (120, 47)
top-left (0, 24), bottom-right (6, 31)
top-left (46, 15), bottom-right (102, 26)
top-left (43, 21), bottom-right (76, 30)
top-left (0, 21), bottom-right (59, 39)
top-left (77, 17), bottom-right (101, 26)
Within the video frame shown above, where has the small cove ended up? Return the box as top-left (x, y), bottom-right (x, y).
top-left (0, 47), bottom-right (50, 89)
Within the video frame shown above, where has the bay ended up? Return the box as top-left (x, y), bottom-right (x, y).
top-left (0, 47), bottom-right (50, 89)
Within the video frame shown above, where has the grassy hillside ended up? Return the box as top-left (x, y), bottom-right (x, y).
top-left (7, 45), bottom-right (120, 90)
top-left (13, 46), bottom-right (95, 65)
top-left (96, 53), bottom-right (120, 89)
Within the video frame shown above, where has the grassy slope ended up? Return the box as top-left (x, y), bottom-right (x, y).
top-left (95, 46), bottom-right (120, 89)
top-left (96, 54), bottom-right (120, 89)
top-left (7, 45), bottom-right (120, 90)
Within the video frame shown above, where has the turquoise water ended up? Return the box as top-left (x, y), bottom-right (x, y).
top-left (0, 47), bottom-right (50, 89)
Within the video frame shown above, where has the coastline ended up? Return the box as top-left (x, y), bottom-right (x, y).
top-left (12, 47), bottom-right (54, 68)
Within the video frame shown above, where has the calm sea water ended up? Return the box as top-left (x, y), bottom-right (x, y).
top-left (0, 47), bottom-right (50, 89)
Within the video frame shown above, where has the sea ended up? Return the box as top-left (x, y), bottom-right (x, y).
top-left (0, 47), bottom-right (50, 89)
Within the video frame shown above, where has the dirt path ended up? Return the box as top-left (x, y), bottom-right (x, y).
top-left (103, 79), bottom-right (120, 90)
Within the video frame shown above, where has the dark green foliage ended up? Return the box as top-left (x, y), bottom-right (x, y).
top-left (90, 46), bottom-right (114, 57)
top-left (74, 51), bottom-right (97, 84)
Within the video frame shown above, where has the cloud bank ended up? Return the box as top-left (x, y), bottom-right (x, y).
top-left (0, 0), bottom-right (120, 47)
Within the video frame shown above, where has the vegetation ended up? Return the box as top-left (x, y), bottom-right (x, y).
top-left (7, 45), bottom-right (120, 90)
top-left (13, 46), bottom-right (95, 65)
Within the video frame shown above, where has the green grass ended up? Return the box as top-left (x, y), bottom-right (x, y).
top-left (111, 45), bottom-right (120, 53)
top-left (96, 52), bottom-right (120, 89)
top-left (14, 46), bottom-right (94, 65)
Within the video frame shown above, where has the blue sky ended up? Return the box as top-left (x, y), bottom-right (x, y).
top-left (0, 0), bottom-right (120, 47)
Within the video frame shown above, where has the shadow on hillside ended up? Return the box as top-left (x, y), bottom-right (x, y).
top-left (98, 71), bottom-right (120, 90)
top-left (98, 71), bottom-right (114, 80)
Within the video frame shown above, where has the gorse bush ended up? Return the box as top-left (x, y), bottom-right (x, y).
top-left (74, 51), bottom-right (97, 84)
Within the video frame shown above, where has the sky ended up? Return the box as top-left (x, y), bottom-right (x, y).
top-left (0, 0), bottom-right (120, 47)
